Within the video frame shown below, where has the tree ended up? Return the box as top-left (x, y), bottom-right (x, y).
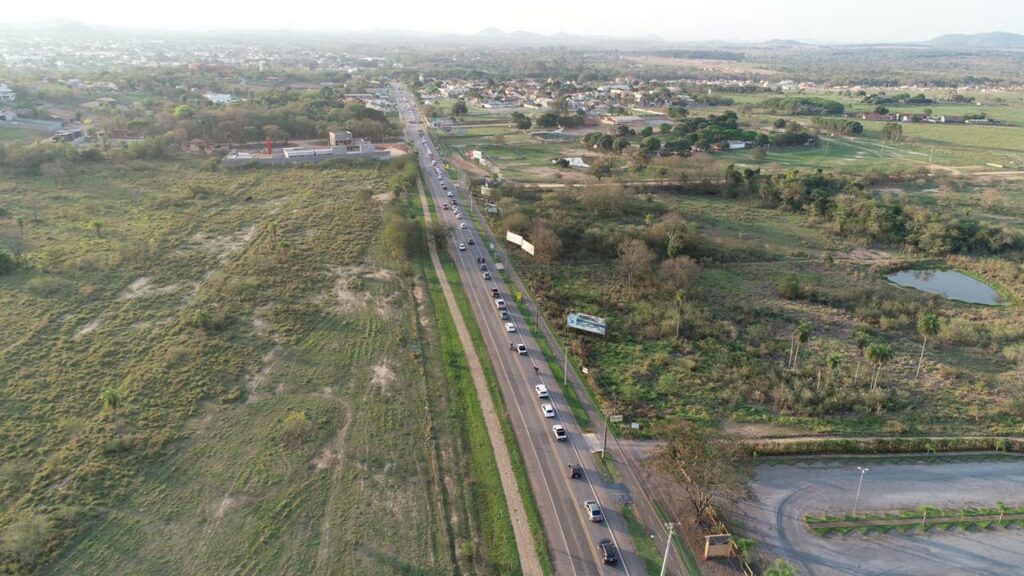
top-left (263, 124), bottom-right (289, 145)
top-left (510, 111), bottom-right (532, 130)
top-left (874, 105), bottom-right (890, 114)
top-left (530, 224), bottom-right (562, 267)
top-left (536, 112), bottom-right (560, 129)
top-left (92, 221), bottom-right (103, 238)
top-left (773, 118), bottom-right (787, 129)
top-left (882, 122), bottom-right (902, 143)
top-left (173, 104), bottom-right (196, 119)
top-left (825, 353), bottom-right (842, 387)
top-left (613, 138), bottom-right (630, 154)
top-left (916, 313), bottom-right (941, 378)
top-left (639, 136), bottom-right (661, 154)
top-left (615, 238), bottom-right (656, 287)
top-left (597, 134), bottom-right (614, 150)
top-left (866, 343), bottom-right (894, 390)
top-left (659, 256), bottom-right (699, 294)
top-left (659, 420), bottom-right (751, 522)
top-left (853, 328), bottom-right (871, 386)
top-left (589, 157), bottom-right (613, 181)
top-left (100, 388), bottom-right (123, 438)
top-left (451, 100), bottom-right (468, 116)
top-left (640, 126), bottom-right (654, 137)
top-left (789, 321), bottom-right (812, 369)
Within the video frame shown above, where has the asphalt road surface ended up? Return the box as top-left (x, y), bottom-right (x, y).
top-left (395, 86), bottom-right (647, 576)
top-left (735, 458), bottom-right (1024, 576)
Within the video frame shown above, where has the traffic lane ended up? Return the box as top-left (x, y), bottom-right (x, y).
top-left (448, 241), bottom-right (603, 576)
top-left (417, 145), bottom-right (599, 575)
top-left (437, 204), bottom-right (600, 574)
top-left (441, 197), bottom-right (620, 575)
top-left (410, 107), bottom-right (635, 574)
top-left (433, 168), bottom-right (644, 574)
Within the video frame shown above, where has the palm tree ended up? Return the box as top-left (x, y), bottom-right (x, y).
top-left (852, 329), bottom-right (871, 386)
top-left (100, 388), bottom-right (123, 438)
top-left (866, 343), bottom-right (894, 391)
top-left (790, 321), bottom-right (812, 369)
top-left (826, 353), bottom-right (842, 387)
top-left (916, 313), bottom-right (941, 378)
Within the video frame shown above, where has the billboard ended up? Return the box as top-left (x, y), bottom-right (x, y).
top-left (521, 240), bottom-right (535, 255)
top-left (506, 231), bottom-right (523, 246)
top-left (567, 312), bottom-right (607, 336)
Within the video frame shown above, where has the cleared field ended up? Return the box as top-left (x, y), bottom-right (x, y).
top-left (0, 160), bottom-right (515, 574)
top-left (735, 458), bottom-right (1024, 576)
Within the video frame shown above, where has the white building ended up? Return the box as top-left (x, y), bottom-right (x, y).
top-left (0, 84), bottom-right (16, 103)
top-left (203, 92), bottom-right (233, 105)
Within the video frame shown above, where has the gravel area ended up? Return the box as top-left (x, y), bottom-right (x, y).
top-left (734, 459), bottom-right (1024, 575)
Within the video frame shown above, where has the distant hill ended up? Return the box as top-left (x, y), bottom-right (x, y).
top-left (928, 31), bottom-right (1024, 49)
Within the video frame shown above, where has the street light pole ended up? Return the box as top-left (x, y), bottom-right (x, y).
top-left (659, 522), bottom-right (675, 576)
top-left (852, 466), bottom-right (869, 516)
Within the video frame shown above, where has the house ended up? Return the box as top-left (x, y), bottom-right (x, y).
top-left (470, 150), bottom-right (484, 161)
top-left (939, 115), bottom-right (964, 124)
top-left (861, 113), bottom-right (897, 122)
top-left (0, 84), bottom-right (17, 102)
top-left (329, 129), bottom-right (354, 147)
top-left (552, 156), bottom-right (589, 168)
top-left (726, 140), bottom-right (748, 150)
top-left (601, 115), bottom-right (645, 129)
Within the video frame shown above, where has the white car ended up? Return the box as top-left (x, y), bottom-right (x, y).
top-left (535, 384), bottom-right (549, 398)
top-left (459, 223), bottom-right (467, 229)
top-left (458, 243), bottom-right (466, 251)
top-left (505, 322), bottom-right (516, 333)
top-left (553, 425), bottom-right (567, 441)
top-left (541, 404), bottom-right (555, 418)
top-left (456, 213), bottom-right (463, 219)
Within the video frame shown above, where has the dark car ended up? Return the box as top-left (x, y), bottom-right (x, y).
top-left (567, 464), bottom-right (582, 479)
top-left (598, 540), bottom-right (617, 564)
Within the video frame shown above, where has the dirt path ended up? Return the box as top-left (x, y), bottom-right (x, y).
top-left (417, 178), bottom-right (542, 576)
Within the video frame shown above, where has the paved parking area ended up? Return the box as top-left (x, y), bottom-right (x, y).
top-left (734, 458), bottom-right (1024, 575)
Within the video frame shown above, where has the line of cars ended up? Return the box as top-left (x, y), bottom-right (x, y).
top-left (400, 91), bottom-right (618, 568)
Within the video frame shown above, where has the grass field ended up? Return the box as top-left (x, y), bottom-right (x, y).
top-left (0, 159), bottom-right (517, 574)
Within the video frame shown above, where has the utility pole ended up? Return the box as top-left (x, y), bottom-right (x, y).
top-left (602, 416), bottom-right (608, 461)
top-left (852, 466), bottom-right (869, 516)
top-left (660, 522), bottom-right (675, 576)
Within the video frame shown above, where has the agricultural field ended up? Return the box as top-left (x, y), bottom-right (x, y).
top-left (0, 159), bottom-right (516, 574)
top-left (735, 457), bottom-right (1024, 575)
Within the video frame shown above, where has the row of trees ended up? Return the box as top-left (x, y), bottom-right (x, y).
top-left (812, 116), bottom-right (865, 135)
top-left (724, 167), bottom-right (1022, 256)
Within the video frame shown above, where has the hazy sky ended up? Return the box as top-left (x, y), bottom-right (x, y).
top-left (3, 0), bottom-right (1024, 43)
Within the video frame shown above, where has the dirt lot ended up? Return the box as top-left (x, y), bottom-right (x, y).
top-left (734, 458), bottom-right (1024, 576)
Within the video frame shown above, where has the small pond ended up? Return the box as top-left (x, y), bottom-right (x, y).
top-left (886, 269), bottom-right (1006, 305)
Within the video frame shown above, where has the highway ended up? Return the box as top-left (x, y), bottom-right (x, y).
top-left (394, 85), bottom-right (650, 576)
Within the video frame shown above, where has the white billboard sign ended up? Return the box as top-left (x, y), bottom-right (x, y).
top-left (521, 240), bottom-right (535, 256)
top-left (506, 231), bottom-right (523, 246)
top-left (567, 312), bottom-right (607, 336)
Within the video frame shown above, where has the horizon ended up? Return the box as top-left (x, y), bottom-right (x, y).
top-left (3, 0), bottom-right (1024, 44)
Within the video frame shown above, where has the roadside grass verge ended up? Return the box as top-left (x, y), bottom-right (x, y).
top-left (622, 505), bottom-right (661, 574)
top-left (806, 504), bottom-right (1024, 536)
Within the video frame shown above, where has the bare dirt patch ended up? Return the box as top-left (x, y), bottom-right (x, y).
top-left (74, 317), bottom-right (102, 339)
top-left (119, 276), bottom-right (180, 300)
top-left (190, 225), bottom-right (258, 261)
top-left (311, 447), bottom-right (340, 470)
top-left (246, 345), bottom-right (284, 401)
top-left (330, 266), bottom-right (396, 315)
top-left (834, 247), bottom-right (896, 263)
top-left (372, 191), bottom-right (394, 203)
top-left (371, 362), bottom-right (396, 393)
top-left (214, 494), bottom-right (250, 519)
